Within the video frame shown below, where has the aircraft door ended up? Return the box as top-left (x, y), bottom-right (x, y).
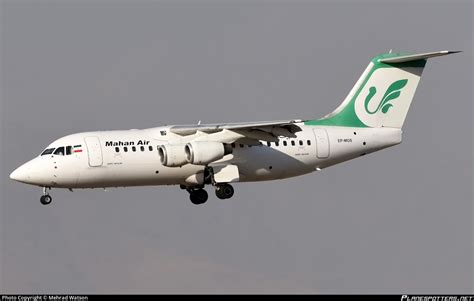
top-left (313, 129), bottom-right (330, 159)
top-left (84, 136), bottom-right (103, 167)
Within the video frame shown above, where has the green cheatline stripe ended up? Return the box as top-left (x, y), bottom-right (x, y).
top-left (304, 52), bottom-right (426, 127)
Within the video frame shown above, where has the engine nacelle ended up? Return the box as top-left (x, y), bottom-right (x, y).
top-left (158, 144), bottom-right (188, 167)
top-left (185, 141), bottom-right (232, 165)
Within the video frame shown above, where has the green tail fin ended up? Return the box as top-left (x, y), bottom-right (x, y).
top-left (305, 50), bottom-right (460, 128)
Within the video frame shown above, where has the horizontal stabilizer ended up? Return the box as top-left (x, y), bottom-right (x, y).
top-left (378, 50), bottom-right (461, 64)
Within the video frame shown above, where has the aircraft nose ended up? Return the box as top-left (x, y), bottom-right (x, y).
top-left (10, 158), bottom-right (51, 186)
top-left (10, 164), bottom-right (30, 183)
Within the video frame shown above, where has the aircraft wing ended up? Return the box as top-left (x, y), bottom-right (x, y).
top-left (169, 119), bottom-right (303, 137)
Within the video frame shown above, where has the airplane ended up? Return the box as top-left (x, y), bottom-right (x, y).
top-left (9, 50), bottom-right (459, 205)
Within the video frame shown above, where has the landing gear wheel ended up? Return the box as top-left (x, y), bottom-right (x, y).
top-left (189, 189), bottom-right (208, 205)
top-left (215, 188), bottom-right (225, 199)
top-left (40, 195), bottom-right (52, 205)
top-left (215, 184), bottom-right (234, 199)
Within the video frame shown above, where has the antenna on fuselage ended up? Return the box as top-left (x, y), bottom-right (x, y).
top-left (197, 120), bottom-right (201, 125)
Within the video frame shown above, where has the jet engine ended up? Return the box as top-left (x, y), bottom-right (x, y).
top-left (158, 144), bottom-right (188, 167)
top-left (185, 141), bottom-right (232, 165)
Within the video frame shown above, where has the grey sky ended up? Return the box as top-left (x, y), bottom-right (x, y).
top-left (1, 0), bottom-right (472, 294)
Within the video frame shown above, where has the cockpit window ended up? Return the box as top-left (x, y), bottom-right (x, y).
top-left (54, 147), bottom-right (65, 156)
top-left (41, 145), bottom-right (76, 156)
top-left (41, 148), bottom-right (55, 156)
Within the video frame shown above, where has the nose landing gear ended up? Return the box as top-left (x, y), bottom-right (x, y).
top-left (40, 195), bottom-right (52, 205)
top-left (40, 187), bottom-right (52, 205)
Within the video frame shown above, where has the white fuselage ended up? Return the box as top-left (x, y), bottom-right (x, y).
top-left (9, 50), bottom-right (455, 205)
top-left (10, 123), bottom-right (402, 189)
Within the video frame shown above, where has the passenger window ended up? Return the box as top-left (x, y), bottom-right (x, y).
top-left (132, 146), bottom-right (136, 152)
top-left (291, 141), bottom-right (295, 146)
top-left (299, 140), bottom-right (303, 146)
top-left (41, 148), bottom-right (55, 156)
top-left (267, 142), bottom-right (271, 147)
top-left (149, 146), bottom-right (153, 151)
top-left (283, 141), bottom-right (287, 146)
top-left (66, 146), bottom-right (72, 155)
top-left (140, 146), bottom-right (145, 152)
top-left (239, 144), bottom-right (244, 148)
top-left (275, 141), bottom-right (279, 147)
top-left (115, 147), bottom-right (120, 153)
top-left (124, 147), bottom-right (128, 152)
top-left (231, 143), bottom-right (236, 148)
top-left (307, 140), bottom-right (311, 146)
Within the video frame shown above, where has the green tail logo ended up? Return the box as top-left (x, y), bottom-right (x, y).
top-left (364, 79), bottom-right (408, 114)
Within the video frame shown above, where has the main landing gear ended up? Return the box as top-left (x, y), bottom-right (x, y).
top-left (215, 183), bottom-right (234, 200)
top-left (182, 167), bottom-right (235, 205)
top-left (40, 187), bottom-right (52, 205)
top-left (186, 187), bottom-right (209, 205)
top-left (182, 183), bottom-right (235, 205)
